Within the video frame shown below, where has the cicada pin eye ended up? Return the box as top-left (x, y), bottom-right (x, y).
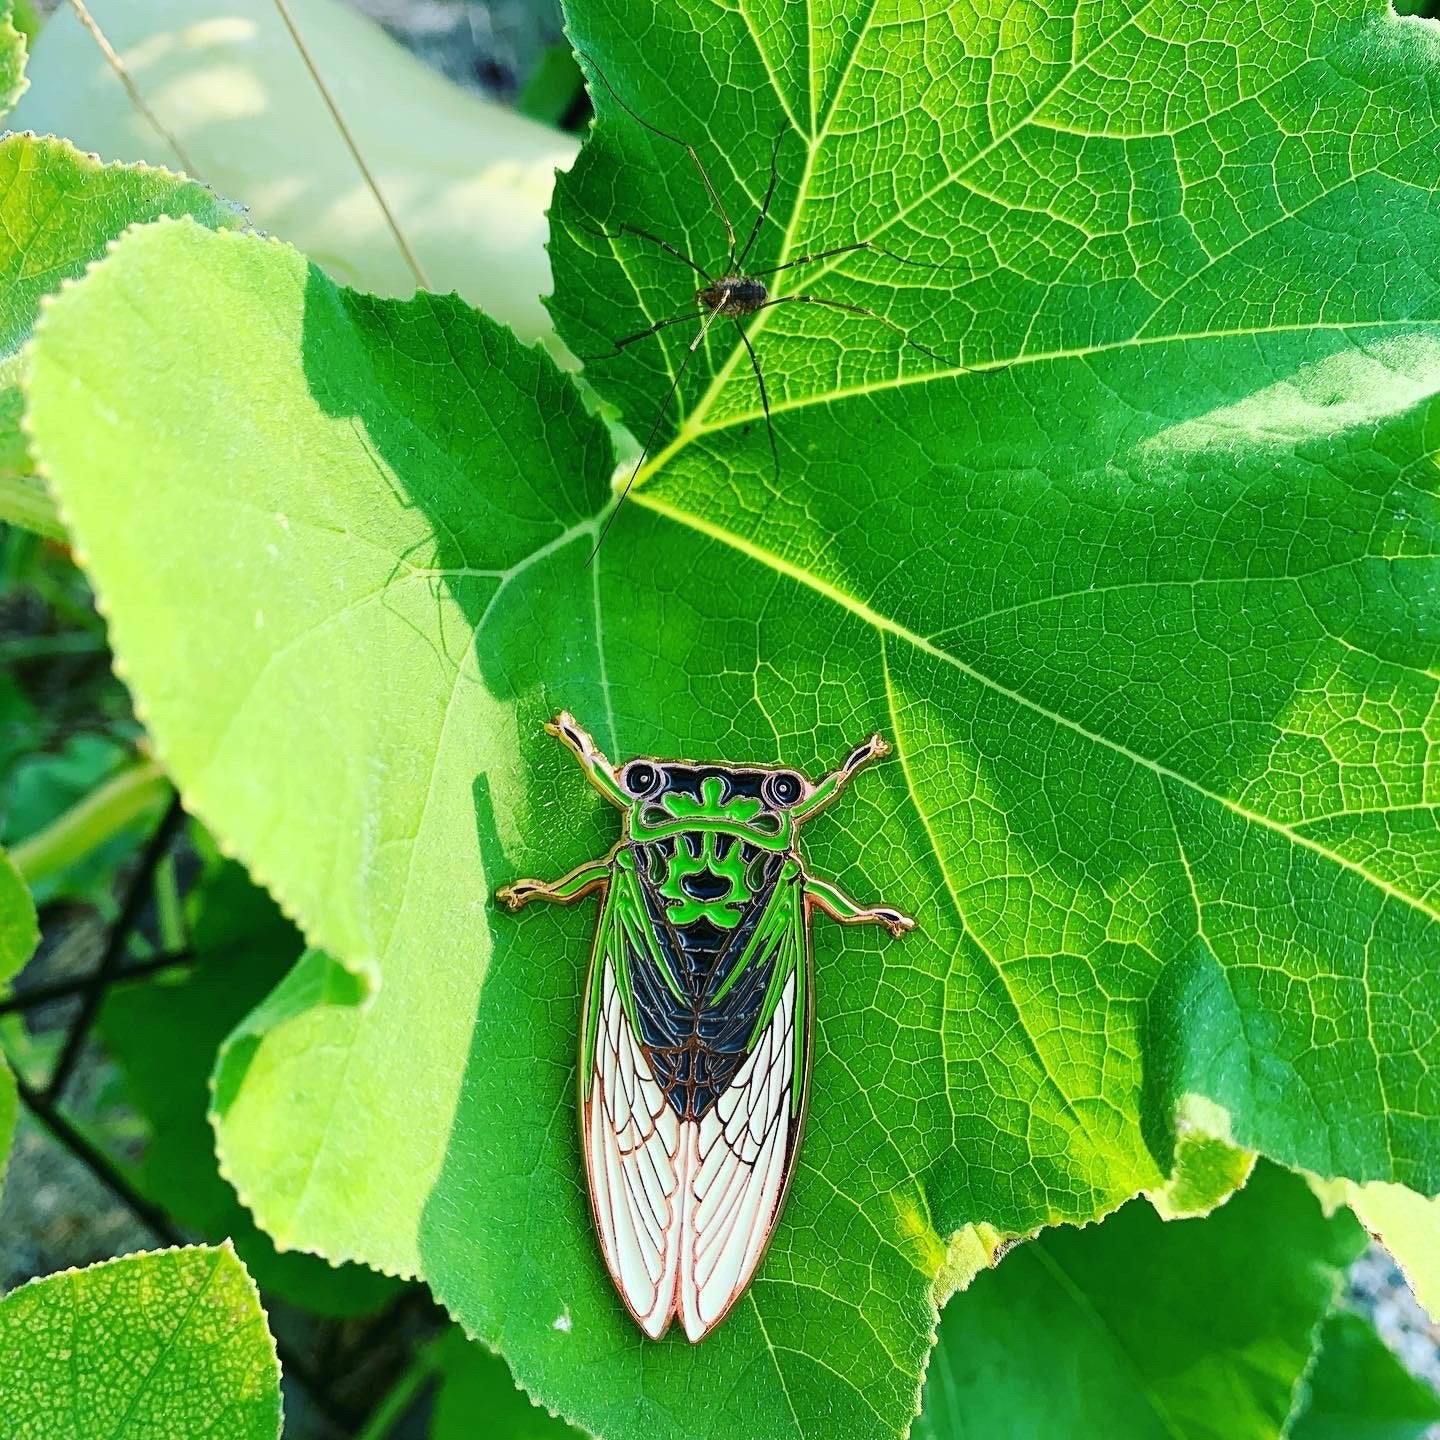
top-left (621, 761), bottom-right (663, 798)
top-left (763, 770), bottom-right (804, 808)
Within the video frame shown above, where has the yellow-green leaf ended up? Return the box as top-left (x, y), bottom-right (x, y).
top-left (0, 0), bottom-right (27, 119)
top-left (0, 1243), bottom-right (282, 1439)
top-left (1346, 1181), bottom-right (1440, 1323)
top-left (0, 133), bottom-right (242, 535)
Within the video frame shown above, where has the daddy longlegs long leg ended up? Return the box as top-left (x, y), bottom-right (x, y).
top-left (575, 54), bottom-right (954, 560)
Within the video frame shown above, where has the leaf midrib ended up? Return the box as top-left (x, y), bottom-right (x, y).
top-left (631, 488), bottom-right (1440, 929)
top-left (639, 315), bottom-right (1433, 466)
top-left (645, 0), bottom-right (1165, 468)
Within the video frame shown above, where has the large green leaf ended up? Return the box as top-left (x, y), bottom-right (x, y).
top-left (8, 0), bottom-right (574, 340)
top-left (0, 133), bottom-right (243, 536)
top-left (913, 1162), bottom-right (1363, 1440)
top-left (24, 0), bottom-right (1440, 1434)
top-left (0, 1243), bottom-right (282, 1438)
top-left (28, 212), bottom-right (605, 1259)
top-left (550, 0), bottom-right (1440, 1242)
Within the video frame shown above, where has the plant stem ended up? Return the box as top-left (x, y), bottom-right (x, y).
top-left (353, 1345), bottom-right (440, 1440)
top-left (152, 854), bottom-right (188, 952)
top-left (0, 632), bottom-right (108, 662)
top-left (0, 950), bottom-right (195, 1017)
top-left (11, 758), bottom-right (171, 890)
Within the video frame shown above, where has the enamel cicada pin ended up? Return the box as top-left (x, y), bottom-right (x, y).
top-left (497, 714), bottom-right (915, 1342)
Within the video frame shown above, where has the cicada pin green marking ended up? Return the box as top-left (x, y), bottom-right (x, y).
top-left (497, 713), bottom-right (915, 1342)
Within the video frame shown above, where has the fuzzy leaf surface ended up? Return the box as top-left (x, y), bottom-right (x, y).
top-left (0, 133), bottom-right (241, 534)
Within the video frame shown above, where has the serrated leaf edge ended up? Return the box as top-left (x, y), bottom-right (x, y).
top-left (0, 1239), bottom-right (286, 1438)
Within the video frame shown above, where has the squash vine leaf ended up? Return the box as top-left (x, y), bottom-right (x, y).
top-left (23, 2), bottom-right (1440, 1437)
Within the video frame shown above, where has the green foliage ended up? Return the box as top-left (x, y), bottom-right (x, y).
top-left (15, 0), bottom-right (1440, 1437)
top-left (517, 45), bottom-right (587, 129)
top-left (0, 0), bottom-right (27, 120)
top-left (99, 857), bottom-right (402, 1316)
top-left (2, 737), bottom-right (166, 906)
top-left (1143, 1120), bottom-right (1256, 1220)
top-left (915, 1163), bottom-right (1364, 1440)
top-left (0, 134), bottom-right (243, 535)
top-left (1291, 1310), bottom-right (1440, 1440)
top-left (550, 0), bottom-right (1440, 1225)
top-left (212, 945), bottom-right (388, 1252)
top-left (0, 843), bottom-right (33, 1199)
top-left (0, 1054), bottom-right (13, 1203)
top-left (0, 1243), bottom-right (283, 1438)
top-left (0, 842), bottom-right (37, 983)
top-left (9, 0), bottom-right (575, 338)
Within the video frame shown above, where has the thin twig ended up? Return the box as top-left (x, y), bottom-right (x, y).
top-left (271, 0), bottom-right (430, 291)
top-left (0, 950), bottom-right (195, 1018)
top-left (67, 0), bottom-right (201, 176)
top-left (13, 1073), bottom-right (185, 1245)
top-left (44, 795), bottom-right (186, 1103)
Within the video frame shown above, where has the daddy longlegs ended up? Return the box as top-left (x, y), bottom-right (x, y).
top-left (576, 54), bottom-right (955, 559)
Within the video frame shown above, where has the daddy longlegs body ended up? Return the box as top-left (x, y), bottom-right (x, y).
top-left (576, 55), bottom-right (955, 558)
